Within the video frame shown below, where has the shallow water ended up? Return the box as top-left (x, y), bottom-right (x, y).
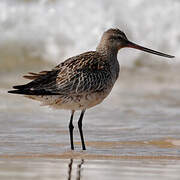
top-left (1, 159), bottom-right (180, 180)
top-left (1, 67), bottom-right (180, 179)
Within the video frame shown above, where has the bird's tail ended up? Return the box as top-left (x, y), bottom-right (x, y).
top-left (8, 84), bottom-right (30, 95)
top-left (8, 85), bottom-right (60, 95)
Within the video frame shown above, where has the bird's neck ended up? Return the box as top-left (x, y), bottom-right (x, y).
top-left (96, 45), bottom-right (118, 60)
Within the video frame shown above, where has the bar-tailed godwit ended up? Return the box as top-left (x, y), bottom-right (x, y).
top-left (8, 28), bottom-right (174, 150)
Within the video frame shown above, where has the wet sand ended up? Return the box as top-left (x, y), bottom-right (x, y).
top-left (1, 67), bottom-right (180, 179)
top-left (1, 158), bottom-right (180, 180)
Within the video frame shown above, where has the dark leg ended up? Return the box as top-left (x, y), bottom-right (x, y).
top-left (78, 110), bottom-right (86, 150)
top-left (69, 110), bottom-right (75, 150)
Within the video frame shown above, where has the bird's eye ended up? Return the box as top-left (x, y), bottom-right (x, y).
top-left (110, 35), bottom-right (120, 40)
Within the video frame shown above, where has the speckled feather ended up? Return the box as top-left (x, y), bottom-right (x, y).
top-left (14, 51), bottom-right (115, 96)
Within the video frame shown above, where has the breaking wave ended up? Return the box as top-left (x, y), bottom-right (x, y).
top-left (0, 0), bottom-right (179, 72)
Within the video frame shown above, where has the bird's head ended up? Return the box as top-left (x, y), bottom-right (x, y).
top-left (97, 28), bottom-right (174, 58)
top-left (103, 28), bottom-right (128, 50)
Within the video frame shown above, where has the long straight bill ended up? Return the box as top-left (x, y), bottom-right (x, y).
top-left (126, 41), bottom-right (175, 58)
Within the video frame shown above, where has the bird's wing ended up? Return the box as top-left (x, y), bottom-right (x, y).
top-left (8, 51), bottom-right (111, 95)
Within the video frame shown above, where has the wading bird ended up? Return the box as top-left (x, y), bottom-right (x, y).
top-left (8, 28), bottom-right (174, 150)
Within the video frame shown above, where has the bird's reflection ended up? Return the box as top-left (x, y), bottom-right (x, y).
top-left (67, 159), bottom-right (84, 180)
top-left (68, 159), bottom-right (73, 180)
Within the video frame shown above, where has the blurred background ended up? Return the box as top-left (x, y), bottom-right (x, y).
top-left (0, 0), bottom-right (179, 74)
top-left (1, 0), bottom-right (180, 150)
top-left (1, 1), bottom-right (180, 180)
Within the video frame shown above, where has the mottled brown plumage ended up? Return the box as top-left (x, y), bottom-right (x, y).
top-left (8, 28), bottom-right (174, 150)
